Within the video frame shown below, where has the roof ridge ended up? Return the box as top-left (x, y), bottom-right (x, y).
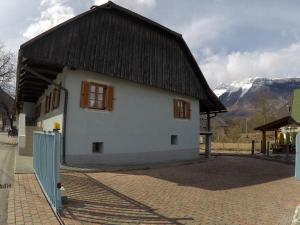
top-left (21, 1), bottom-right (182, 49)
top-left (101, 1), bottom-right (182, 38)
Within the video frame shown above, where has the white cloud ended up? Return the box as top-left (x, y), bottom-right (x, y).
top-left (93, 0), bottom-right (156, 12)
top-left (200, 42), bottom-right (300, 86)
top-left (23, 0), bottom-right (75, 39)
top-left (180, 17), bottom-right (228, 49)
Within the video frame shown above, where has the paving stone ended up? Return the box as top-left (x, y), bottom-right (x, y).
top-left (60, 156), bottom-right (300, 225)
top-left (7, 174), bottom-right (60, 225)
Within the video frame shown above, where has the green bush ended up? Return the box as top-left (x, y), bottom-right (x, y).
top-left (279, 133), bottom-right (284, 145)
top-left (285, 132), bottom-right (291, 145)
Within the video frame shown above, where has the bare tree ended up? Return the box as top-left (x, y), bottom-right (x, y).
top-left (0, 43), bottom-right (16, 131)
top-left (0, 44), bottom-right (15, 88)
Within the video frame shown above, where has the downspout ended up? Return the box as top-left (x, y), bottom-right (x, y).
top-left (24, 67), bottom-right (68, 164)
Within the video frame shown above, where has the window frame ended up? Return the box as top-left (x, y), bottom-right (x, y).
top-left (178, 100), bottom-right (186, 119)
top-left (174, 99), bottom-right (190, 119)
top-left (87, 82), bottom-right (107, 110)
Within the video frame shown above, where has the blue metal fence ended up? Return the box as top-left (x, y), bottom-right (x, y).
top-left (296, 133), bottom-right (300, 180)
top-left (33, 131), bottom-right (62, 212)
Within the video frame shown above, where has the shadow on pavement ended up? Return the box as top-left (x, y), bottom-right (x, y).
top-left (60, 173), bottom-right (190, 224)
top-left (116, 156), bottom-right (295, 191)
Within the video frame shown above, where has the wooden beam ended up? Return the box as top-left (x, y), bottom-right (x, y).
top-left (30, 67), bottom-right (60, 75)
top-left (21, 90), bottom-right (44, 95)
top-left (19, 81), bottom-right (48, 89)
top-left (18, 98), bottom-right (37, 103)
top-left (19, 75), bottom-right (49, 85)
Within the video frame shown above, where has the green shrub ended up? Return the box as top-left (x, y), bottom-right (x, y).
top-left (285, 132), bottom-right (291, 145)
top-left (279, 133), bottom-right (284, 145)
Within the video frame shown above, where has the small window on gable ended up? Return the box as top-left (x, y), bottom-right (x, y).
top-left (171, 135), bottom-right (178, 145)
top-left (92, 142), bottom-right (103, 153)
top-left (173, 99), bottom-right (191, 119)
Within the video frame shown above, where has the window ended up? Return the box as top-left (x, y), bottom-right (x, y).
top-left (171, 135), bottom-right (178, 145)
top-left (88, 83), bottom-right (105, 109)
top-left (80, 81), bottom-right (114, 111)
top-left (173, 99), bottom-right (191, 119)
top-left (52, 85), bottom-right (61, 109)
top-left (92, 142), bottom-right (103, 153)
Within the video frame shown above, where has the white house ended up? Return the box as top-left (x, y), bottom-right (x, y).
top-left (16, 1), bottom-right (226, 165)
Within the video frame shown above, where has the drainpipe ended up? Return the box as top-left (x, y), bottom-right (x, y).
top-left (24, 67), bottom-right (68, 164)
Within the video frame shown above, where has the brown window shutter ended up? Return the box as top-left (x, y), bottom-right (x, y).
top-left (52, 89), bottom-right (56, 109)
top-left (80, 81), bottom-right (89, 108)
top-left (44, 96), bottom-right (48, 113)
top-left (56, 88), bottom-right (61, 108)
top-left (49, 93), bottom-right (52, 112)
top-left (173, 99), bottom-right (179, 118)
top-left (185, 101), bottom-right (191, 119)
top-left (105, 86), bottom-right (114, 111)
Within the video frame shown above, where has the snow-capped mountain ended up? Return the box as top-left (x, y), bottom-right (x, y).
top-left (214, 77), bottom-right (300, 117)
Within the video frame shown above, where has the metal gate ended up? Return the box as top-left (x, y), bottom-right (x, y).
top-left (33, 131), bottom-right (62, 212)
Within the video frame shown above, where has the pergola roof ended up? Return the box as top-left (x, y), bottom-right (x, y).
top-left (254, 116), bottom-right (299, 131)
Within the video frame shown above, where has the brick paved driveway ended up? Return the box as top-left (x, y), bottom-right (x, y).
top-left (60, 156), bottom-right (300, 225)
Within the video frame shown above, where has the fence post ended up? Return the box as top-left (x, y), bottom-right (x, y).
top-left (251, 140), bottom-right (255, 155)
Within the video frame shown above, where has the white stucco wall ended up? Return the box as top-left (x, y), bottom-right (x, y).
top-left (61, 69), bottom-right (200, 164)
top-left (36, 72), bottom-right (65, 132)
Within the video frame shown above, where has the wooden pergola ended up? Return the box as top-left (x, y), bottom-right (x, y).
top-left (254, 116), bottom-right (299, 153)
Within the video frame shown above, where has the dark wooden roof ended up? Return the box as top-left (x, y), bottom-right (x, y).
top-left (254, 116), bottom-right (299, 131)
top-left (16, 1), bottom-right (226, 113)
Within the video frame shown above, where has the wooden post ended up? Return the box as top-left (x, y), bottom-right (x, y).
top-left (205, 113), bottom-right (211, 158)
top-left (251, 140), bottom-right (255, 155)
top-left (275, 130), bottom-right (278, 145)
top-left (267, 141), bottom-right (270, 157)
top-left (262, 131), bottom-right (266, 154)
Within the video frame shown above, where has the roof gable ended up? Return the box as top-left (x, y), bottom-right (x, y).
top-left (18, 1), bottom-right (226, 113)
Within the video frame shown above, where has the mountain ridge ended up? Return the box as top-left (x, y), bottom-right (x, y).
top-left (213, 77), bottom-right (300, 118)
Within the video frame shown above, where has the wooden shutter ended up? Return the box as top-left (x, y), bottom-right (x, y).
top-left (44, 96), bottom-right (48, 113)
top-left (52, 89), bottom-right (56, 109)
top-left (185, 101), bottom-right (191, 119)
top-left (49, 93), bottom-right (52, 112)
top-left (105, 86), bottom-right (114, 111)
top-left (173, 99), bottom-right (179, 118)
top-left (56, 88), bottom-right (61, 108)
top-left (80, 81), bottom-right (89, 108)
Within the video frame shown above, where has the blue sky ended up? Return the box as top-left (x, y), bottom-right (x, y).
top-left (1, 0), bottom-right (300, 87)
